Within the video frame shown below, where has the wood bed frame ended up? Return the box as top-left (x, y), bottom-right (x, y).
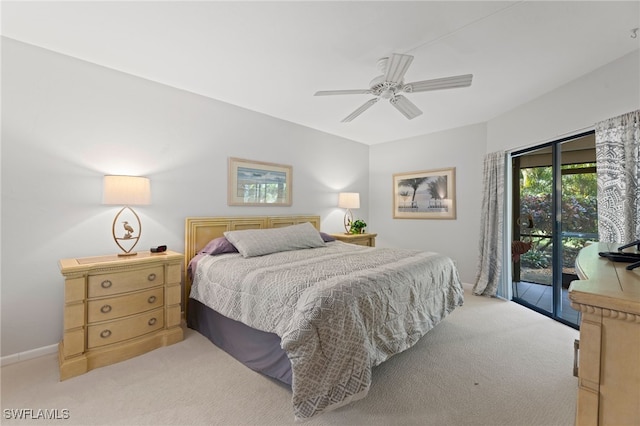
top-left (183, 215), bottom-right (321, 312)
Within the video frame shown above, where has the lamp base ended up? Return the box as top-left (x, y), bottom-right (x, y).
top-left (343, 209), bottom-right (354, 234)
top-left (117, 252), bottom-right (138, 257)
top-left (112, 206), bottom-right (142, 256)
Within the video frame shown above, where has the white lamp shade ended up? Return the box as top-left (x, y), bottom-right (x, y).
top-left (102, 175), bottom-right (151, 205)
top-left (338, 192), bottom-right (360, 209)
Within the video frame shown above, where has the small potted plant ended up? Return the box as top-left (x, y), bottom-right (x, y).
top-left (350, 219), bottom-right (367, 234)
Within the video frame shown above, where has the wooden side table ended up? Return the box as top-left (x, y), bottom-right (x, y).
top-left (58, 250), bottom-right (184, 380)
top-left (330, 233), bottom-right (377, 247)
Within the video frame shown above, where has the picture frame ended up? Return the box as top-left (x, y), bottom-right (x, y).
top-left (393, 167), bottom-right (456, 219)
top-left (228, 157), bottom-right (292, 206)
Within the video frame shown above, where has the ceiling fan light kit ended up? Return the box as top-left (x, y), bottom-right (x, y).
top-left (315, 53), bottom-right (473, 122)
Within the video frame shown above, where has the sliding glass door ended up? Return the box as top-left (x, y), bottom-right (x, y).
top-left (511, 132), bottom-right (596, 328)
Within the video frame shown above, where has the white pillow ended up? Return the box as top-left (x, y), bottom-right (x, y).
top-left (224, 222), bottom-right (326, 258)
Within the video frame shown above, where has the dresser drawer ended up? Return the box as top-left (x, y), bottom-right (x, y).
top-left (88, 265), bottom-right (163, 298)
top-left (87, 308), bottom-right (164, 349)
top-left (87, 287), bottom-right (164, 323)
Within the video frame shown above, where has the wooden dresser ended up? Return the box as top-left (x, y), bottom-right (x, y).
top-left (330, 233), bottom-right (377, 247)
top-left (58, 251), bottom-right (184, 380)
top-left (568, 242), bottom-right (640, 425)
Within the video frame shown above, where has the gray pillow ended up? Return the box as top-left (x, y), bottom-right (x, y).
top-left (224, 222), bottom-right (326, 258)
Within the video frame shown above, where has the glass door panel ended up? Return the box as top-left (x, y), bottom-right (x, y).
top-left (511, 132), bottom-right (595, 329)
top-left (557, 137), bottom-right (597, 325)
top-left (512, 146), bottom-right (554, 314)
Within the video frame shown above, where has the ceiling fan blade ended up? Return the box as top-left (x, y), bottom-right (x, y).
top-left (341, 98), bottom-right (379, 122)
top-left (402, 74), bottom-right (473, 93)
top-left (384, 53), bottom-right (414, 85)
top-left (390, 95), bottom-right (422, 120)
top-left (314, 89), bottom-right (372, 96)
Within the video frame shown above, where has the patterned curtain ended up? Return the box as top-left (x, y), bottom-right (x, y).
top-left (473, 151), bottom-right (505, 297)
top-left (595, 110), bottom-right (640, 243)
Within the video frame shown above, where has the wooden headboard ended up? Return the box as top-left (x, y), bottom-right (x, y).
top-left (183, 215), bottom-right (321, 312)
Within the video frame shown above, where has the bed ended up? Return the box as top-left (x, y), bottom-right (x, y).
top-left (184, 215), bottom-right (464, 421)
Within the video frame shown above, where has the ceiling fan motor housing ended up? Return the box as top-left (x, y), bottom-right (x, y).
top-left (369, 75), bottom-right (401, 99)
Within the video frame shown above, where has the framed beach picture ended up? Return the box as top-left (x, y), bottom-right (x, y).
top-left (228, 157), bottom-right (292, 206)
top-left (393, 167), bottom-right (456, 219)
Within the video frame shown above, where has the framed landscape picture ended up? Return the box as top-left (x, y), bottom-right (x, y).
top-left (393, 167), bottom-right (456, 219)
top-left (228, 157), bottom-right (292, 206)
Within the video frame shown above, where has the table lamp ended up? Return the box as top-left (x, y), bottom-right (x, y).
top-left (338, 192), bottom-right (360, 234)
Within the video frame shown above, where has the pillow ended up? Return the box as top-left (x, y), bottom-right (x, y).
top-left (199, 236), bottom-right (239, 255)
top-left (319, 232), bottom-right (336, 242)
top-left (224, 222), bottom-right (326, 258)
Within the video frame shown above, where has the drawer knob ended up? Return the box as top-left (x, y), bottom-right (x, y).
top-left (147, 273), bottom-right (157, 282)
top-left (100, 329), bottom-right (112, 339)
top-left (100, 304), bottom-right (112, 314)
top-left (148, 318), bottom-right (157, 326)
top-left (148, 295), bottom-right (157, 304)
top-left (101, 280), bottom-right (113, 289)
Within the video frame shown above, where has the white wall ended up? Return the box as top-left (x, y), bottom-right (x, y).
top-left (369, 123), bottom-right (487, 284)
top-left (1, 38), bottom-right (369, 357)
top-left (487, 49), bottom-right (640, 153)
top-left (3, 37), bottom-right (638, 359)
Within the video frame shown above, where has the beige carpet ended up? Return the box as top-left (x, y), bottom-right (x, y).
top-left (1, 285), bottom-right (579, 425)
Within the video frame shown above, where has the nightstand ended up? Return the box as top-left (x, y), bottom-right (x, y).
top-left (330, 233), bottom-right (377, 247)
top-left (58, 250), bottom-right (184, 380)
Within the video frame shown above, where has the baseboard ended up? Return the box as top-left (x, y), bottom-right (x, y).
top-left (1, 343), bottom-right (58, 367)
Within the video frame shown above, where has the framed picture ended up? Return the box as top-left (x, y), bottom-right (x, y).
top-left (228, 157), bottom-right (292, 206)
top-left (393, 167), bottom-right (456, 219)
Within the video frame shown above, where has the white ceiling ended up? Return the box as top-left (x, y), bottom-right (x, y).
top-left (2, 1), bottom-right (639, 145)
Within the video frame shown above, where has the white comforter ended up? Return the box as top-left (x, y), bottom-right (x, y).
top-left (191, 241), bottom-right (464, 420)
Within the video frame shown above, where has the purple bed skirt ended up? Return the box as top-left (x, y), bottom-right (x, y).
top-left (187, 298), bottom-right (293, 385)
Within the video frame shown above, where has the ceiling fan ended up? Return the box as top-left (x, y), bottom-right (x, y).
top-left (314, 53), bottom-right (473, 122)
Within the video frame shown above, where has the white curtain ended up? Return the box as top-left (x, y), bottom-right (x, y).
top-left (473, 151), bottom-right (505, 297)
top-left (595, 110), bottom-right (640, 243)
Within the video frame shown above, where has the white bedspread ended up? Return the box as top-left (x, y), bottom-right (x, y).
top-left (191, 241), bottom-right (464, 420)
